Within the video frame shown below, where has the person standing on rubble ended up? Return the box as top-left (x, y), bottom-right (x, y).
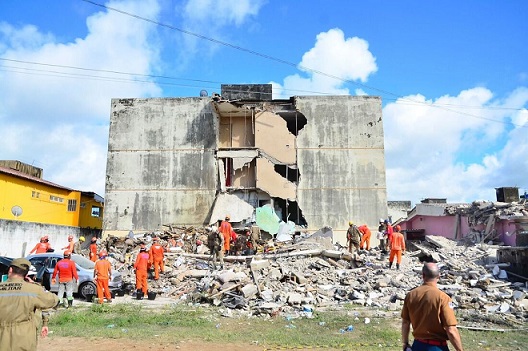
top-left (73, 236), bottom-right (85, 255)
top-left (51, 250), bottom-right (78, 308)
top-left (149, 237), bottom-right (165, 280)
top-left (219, 215), bottom-right (233, 256)
top-left (346, 221), bottom-right (361, 254)
top-left (377, 219), bottom-right (387, 252)
top-left (207, 226), bottom-right (224, 269)
top-left (401, 262), bottom-right (464, 351)
top-left (89, 237), bottom-right (98, 262)
top-left (388, 225), bottom-right (405, 270)
top-left (384, 219), bottom-right (394, 251)
top-left (134, 244), bottom-right (150, 297)
top-left (0, 258), bottom-right (59, 351)
top-left (94, 250), bottom-right (112, 304)
top-left (358, 224), bottom-right (372, 251)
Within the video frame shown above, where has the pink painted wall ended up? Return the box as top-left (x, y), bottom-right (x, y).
top-left (401, 215), bottom-right (471, 239)
top-left (401, 215), bottom-right (520, 246)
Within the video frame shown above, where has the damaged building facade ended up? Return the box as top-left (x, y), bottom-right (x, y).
top-left (103, 85), bottom-right (387, 242)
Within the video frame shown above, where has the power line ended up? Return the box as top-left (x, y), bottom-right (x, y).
top-left (80, 0), bottom-right (528, 128)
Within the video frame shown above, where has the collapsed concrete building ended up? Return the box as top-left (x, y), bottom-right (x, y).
top-left (103, 84), bottom-right (387, 243)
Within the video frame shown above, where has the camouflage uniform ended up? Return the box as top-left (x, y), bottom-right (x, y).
top-left (0, 273), bottom-right (59, 351)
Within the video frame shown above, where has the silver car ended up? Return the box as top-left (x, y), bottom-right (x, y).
top-left (26, 253), bottom-right (123, 299)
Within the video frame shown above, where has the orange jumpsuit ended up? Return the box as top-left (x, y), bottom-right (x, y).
top-left (134, 251), bottom-right (150, 294)
top-left (149, 243), bottom-right (165, 280)
top-left (94, 258), bottom-right (112, 304)
top-left (389, 231), bottom-right (406, 265)
top-left (358, 225), bottom-right (371, 250)
top-left (219, 220), bottom-right (232, 254)
top-left (89, 243), bottom-right (98, 262)
top-left (30, 242), bottom-right (51, 254)
top-left (62, 240), bottom-right (74, 252)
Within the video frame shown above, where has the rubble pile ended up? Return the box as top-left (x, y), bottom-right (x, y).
top-left (101, 229), bottom-right (527, 328)
top-left (444, 200), bottom-right (528, 243)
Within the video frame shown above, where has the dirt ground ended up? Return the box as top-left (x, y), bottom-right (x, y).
top-left (38, 336), bottom-right (264, 351)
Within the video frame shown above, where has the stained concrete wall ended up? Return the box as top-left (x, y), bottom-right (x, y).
top-left (104, 98), bottom-right (217, 235)
top-left (0, 219), bottom-right (81, 257)
top-left (295, 96), bottom-right (387, 243)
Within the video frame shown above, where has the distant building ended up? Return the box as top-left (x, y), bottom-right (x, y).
top-left (0, 161), bottom-right (104, 257)
top-left (104, 84), bottom-right (388, 243)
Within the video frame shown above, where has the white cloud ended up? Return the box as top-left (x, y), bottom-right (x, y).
top-left (272, 28), bottom-right (377, 98)
top-left (383, 87), bottom-right (528, 204)
top-left (0, 0), bottom-right (163, 196)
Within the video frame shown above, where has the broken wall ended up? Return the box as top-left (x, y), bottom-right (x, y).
top-left (294, 96), bottom-right (387, 243)
top-left (104, 98), bottom-right (217, 236)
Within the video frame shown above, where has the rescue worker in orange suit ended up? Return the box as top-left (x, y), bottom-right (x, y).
top-left (358, 224), bottom-right (372, 250)
top-left (30, 236), bottom-right (52, 254)
top-left (149, 237), bottom-right (165, 280)
top-left (0, 258), bottom-right (59, 351)
top-left (89, 237), bottom-right (98, 262)
top-left (94, 250), bottom-right (112, 304)
top-left (61, 235), bottom-right (75, 253)
top-left (388, 225), bottom-right (405, 270)
top-left (52, 250), bottom-right (79, 308)
top-left (219, 215), bottom-right (233, 256)
top-left (134, 244), bottom-right (150, 297)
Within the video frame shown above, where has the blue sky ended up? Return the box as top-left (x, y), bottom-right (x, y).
top-left (1, 0), bottom-right (527, 206)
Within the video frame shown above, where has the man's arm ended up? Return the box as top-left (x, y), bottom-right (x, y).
top-left (444, 325), bottom-right (464, 351)
top-left (401, 318), bottom-right (411, 349)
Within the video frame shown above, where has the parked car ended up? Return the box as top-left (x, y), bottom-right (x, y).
top-left (26, 253), bottom-right (123, 299)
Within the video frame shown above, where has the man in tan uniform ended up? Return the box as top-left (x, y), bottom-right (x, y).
top-left (401, 262), bottom-right (464, 351)
top-left (0, 258), bottom-right (59, 351)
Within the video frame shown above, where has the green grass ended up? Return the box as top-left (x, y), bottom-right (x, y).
top-left (49, 304), bottom-right (527, 351)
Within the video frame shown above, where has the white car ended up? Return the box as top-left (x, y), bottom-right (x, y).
top-left (26, 253), bottom-right (123, 299)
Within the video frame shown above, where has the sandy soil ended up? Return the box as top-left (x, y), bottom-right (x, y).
top-left (38, 337), bottom-right (264, 351)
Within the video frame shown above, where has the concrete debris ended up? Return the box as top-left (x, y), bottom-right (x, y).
top-left (101, 228), bottom-right (527, 329)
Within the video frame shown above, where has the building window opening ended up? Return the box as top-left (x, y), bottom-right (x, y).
top-left (274, 198), bottom-right (307, 226)
top-left (50, 195), bottom-right (64, 203)
top-left (274, 164), bottom-right (299, 184)
top-left (32, 191), bottom-right (40, 198)
top-left (277, 111), bottom-right (307, 136)
top-left (67, 199), bottom-right (77, 212)
top-left (221, 158), bottom-right (233, 187)
top-left (91, 206), bottom-right (101, 217)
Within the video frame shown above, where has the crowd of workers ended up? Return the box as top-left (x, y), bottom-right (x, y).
top-left (0, 216), bottom-right (465, 351)
top-left (346, 219), bottom-right (406, 270)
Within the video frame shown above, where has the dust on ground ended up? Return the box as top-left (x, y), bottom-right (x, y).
top-left (38, 337), bottom-right (264, 351)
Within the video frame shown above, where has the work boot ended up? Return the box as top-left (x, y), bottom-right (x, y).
top-left (396, 263), bottom-right (400, 270)
top-left (388, 262), bottom-right (393, 269)
top-left (63, 298), bottom-right (68, 308)
top-left (68, 299), bottom-right (73, 308)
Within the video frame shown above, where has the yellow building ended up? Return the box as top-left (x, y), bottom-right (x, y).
top-left (79, 192), bottom-right (104, 229)
top-left (0, 164), bottom-right (103, 229)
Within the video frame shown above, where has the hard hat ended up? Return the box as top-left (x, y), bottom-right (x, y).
top-left (379, 218), bottom-right (384, 223)
top-left (98, 250), bottom-right (107, 257)
top-left (68, 235), bottom-right (73, 240)
top-left (395, 225), bottom-right (401, 232)
top-left (91, 237), bottom-right (97, 242)
top-left (40, 236), bottom-right (46, 242)
top-left (384, 219), bottom-right (389, 223)
top-left (348, 221), bottom-right (353, 226)
top-left (225, 215), bottom-right (230, 220)
top-left (64, 250), bottom-right (71, 257)
top-left (79, 236), bottom-right (86, 242)
top-left (153, 236), bottom-right (159, 241)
